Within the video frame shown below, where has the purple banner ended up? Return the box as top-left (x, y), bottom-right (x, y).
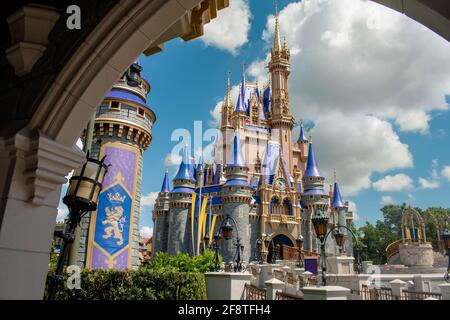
top-left (87, 144), bottom-right (137, 270)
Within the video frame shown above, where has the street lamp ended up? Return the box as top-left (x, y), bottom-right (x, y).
top-left (296, 234), bottom-right (304, 268)
top-left (311, 210), bottom-right (329, 286)
top-left (48, 152), bottom-right (108, 299)
top-left (211, 215), bottom-right (243, 272)
top-left (312, 210), bottom-right (361, 286)
top-left (252, 238), bottom-right (264, 264)
top-left (442, 229), bottom-right (450, 283)
top-left (211, 232), bottom-right (222, 271)
top-left (264, 235), bottom-right (280, 264)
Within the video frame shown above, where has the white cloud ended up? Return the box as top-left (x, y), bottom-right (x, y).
top-left (139, 226), bottom-right (153, 239)
top-left (141, 192), bottom-right (159, 207)
top-left (261, 0), bottom-right (450, 133)
top-left (201, 0), bottom-right (251, 55)
top-left (442, 166), bottom-right (450, 182)
top-left (373, 173), bottom-right (413, 192)
top-left (56, 203), bottom-right (69, 222)
top-left (418, 159), bottom-right (440, 189)
top-left (312, 114), bottom-right (413, 195)
top-left (381, 195), bottom-right (395, 206)
top-left (418, 178), bottom-right (439, 189)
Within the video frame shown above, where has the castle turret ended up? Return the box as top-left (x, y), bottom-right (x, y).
top-left (152, 170), bottom-right (171, 255)
top-left (331, 174), bottom-right (351, 254)
top-left (301, 142), bottom-right (329, 252)
top-left (268, 9), bottom-right (294, 172)
top-left (82, 60), bottom-right (155, 270)
top-left (167, 145), bottom-right (195, 255)
top-left (220, 132), bottom-right (253, 263)
top-left (232, 70), bottom-right (249, 130)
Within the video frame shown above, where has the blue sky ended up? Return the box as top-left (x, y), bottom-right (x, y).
top-left (58, 0), bottom-right (450, 238)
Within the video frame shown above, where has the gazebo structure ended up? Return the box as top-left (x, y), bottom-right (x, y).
top-left (399, 207), bottom-right (434, 267)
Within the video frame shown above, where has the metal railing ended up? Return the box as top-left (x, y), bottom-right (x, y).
top-left (385, 239), bottom-right (402, 261)
top-left (401, 290), bottom-right (442, 300)
top-left (360, 285), bottom-right (394, 300)
top-left (275, 291), bottom-right (303, 300)
top-left (243, 283), bottom-right (266, 300)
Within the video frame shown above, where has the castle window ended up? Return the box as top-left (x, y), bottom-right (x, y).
top-left (109, 101), bottom-right (120, 110)
top-left (138, 107), bottom-right (145, 117)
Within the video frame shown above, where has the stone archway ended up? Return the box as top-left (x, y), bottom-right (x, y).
top-left (267, 234), bottom-right (294, 262)
top-left (0, 0), bottom-right (228, 299)
top-left (0, 0), bottom-right (448, 300)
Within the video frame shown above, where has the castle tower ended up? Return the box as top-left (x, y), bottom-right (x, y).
top-left (220, 74), bottom-right (235, 167)
top-left (220, 132), bottom-right (253, 263)
top-left (232, 71), bottom-right (249, 131)
top-left (167, 145), bottom-right (195, 255)
top-left (82, 61), bottom-right (155, 269)
top-left (152, 170), bottom-right (171, 255)
top-left (331, 175), bottom-right (352, 254)
top-left (301, 142), bottom-right (329, 252)
top-left (268, 10), bottom-right (294, 172)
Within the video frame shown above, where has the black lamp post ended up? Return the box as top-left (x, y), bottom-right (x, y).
top-left (296, 234), bottom-right (304, 268)
top-left (442, 229), bottom-right (450, 283)
top-left (311, 210), bottom-right (329, 286)
top-left (252, 238), bottom-right (264, 264)
top-left (211, 232), bottom-right (222, 271)
top-left (211, 215), bottom-right (243, 272)
top-left (48, 152), bottom-right (108, 299)
top-left (312, 210), bottom-right (361, 287)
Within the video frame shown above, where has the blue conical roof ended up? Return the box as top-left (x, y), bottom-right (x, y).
top-left (228, 133), bottom-right (246, 167)
top-left (174, 146), bottom-right (195, 181)
top-left (331, 182), bottom-right (345, 208)
top-left (304, 143), bottom-right (322, 178)
top-left (160, 170), bottom-right (170, 192)
top-left (235, 71), bottom-right (247, 113)
top-left (298, 124), bottom-right (307, 142)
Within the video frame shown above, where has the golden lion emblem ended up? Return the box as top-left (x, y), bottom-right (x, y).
top-left (102, 206), bottom-right (126, 246)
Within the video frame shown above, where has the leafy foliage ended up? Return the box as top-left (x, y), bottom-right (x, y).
top-left (47, 250), bottom-right (218, 300)
top-left (355, 204), bottom-right (450, 264)
top-left (141, 250), bottom-right (220, 273)
top-left (52, 269), bottom-right (206, 300)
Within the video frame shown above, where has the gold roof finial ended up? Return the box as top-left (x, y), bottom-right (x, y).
top-left (225, 70), bottom-right (231, 106)
top-left (334, 169), bottom-right (337, 183)
top-left (273, 0), bottom-right (282, 52)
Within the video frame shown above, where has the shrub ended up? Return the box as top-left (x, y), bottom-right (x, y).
top-left (141, 250), bottom-right (220, 273)
top-left (52, 268), bottom-right (206, 300)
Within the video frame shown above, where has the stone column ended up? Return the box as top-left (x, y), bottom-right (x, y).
top-left (264, 278), bottom-right (284, 300)
top-left (205, 272), bottom-right (252, 300)
top-left (0, 130), bottom-right (85, 299)
top-left (439, 284), bottom-right (450, 300)
top-left (390, 279), bottom-right (408, 300)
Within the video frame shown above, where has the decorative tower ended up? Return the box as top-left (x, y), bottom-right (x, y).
top-left (152, 170), bottom-right (171, 255)
top-left (167, 145), bottom-right (196, 255)
top-left (268, 9), bottom-right (294, 172)
top-left (82, 61), bottom-right (155, 270)
top-left (301, 142), bottom-right (329, 252)
top-left (220, 73), bottom-right (235, 167)
top-left (220, 132), bottom-right (253, 263)
top-left (331, 174), bottom-right (352, 254)
top-left (232, 70), bottom-right (249, 130)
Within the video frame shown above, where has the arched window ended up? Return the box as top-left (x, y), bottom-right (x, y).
top-left (270, 197), bottom-right (279, 214)
top-left (283, 198), bottom-right (293, 215)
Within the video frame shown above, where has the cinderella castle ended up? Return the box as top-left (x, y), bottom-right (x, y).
top-left (152, 12), bottom-right (355, 264)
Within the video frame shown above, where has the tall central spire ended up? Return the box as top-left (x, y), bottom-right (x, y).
top-left (225, 71), bottom-right (231, 107)
top-left (273, 1), bottom-right (282, 52)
